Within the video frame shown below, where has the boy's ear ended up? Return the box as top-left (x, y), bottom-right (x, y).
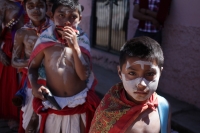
top-left (117, 65), bottom-right (122, 80)
top-left (160, 67), bottom-right (163, 76)
top-left (79, 15), bottom-right (82, 22)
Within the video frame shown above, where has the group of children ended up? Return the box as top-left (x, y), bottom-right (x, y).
top-left (0, 0), bottom-right (171, 133)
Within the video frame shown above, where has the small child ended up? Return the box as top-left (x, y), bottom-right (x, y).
top-left (11, 0), bottom-right (53, 132)
top-left (89, 36), bottom-right (171, 133)
top-left (28, 0), bottom-right (100, 133)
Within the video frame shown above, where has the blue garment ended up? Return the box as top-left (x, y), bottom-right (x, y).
top-left (158, 95), bottom-right (170, 133)
top-left (15, 78), bottom-right (28, 106)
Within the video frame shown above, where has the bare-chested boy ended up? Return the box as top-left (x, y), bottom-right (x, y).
top-left (89, 36), bottom-right (171, 133)
top-left (28, 0), bottom-right (100, 133)
top-left (11, 0), bottom-right (53, 132)
top-left (0, 0), bottom-right (25, 131)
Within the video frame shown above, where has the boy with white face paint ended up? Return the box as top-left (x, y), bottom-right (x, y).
top-left (89, 36), bottom-right (171, 133)
top-left (28, 0), bottom-right (100, 133)
top-left (11, 0), bottom-right (53, 132)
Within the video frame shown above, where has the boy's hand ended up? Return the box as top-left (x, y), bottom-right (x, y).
top-left (0, 50), bottom-right (10, 66)
top-left (151, 18), bottom-right (161, 28)
top-left (32, 85), bottom-right (50, 100)
top-left (63, 26), bottom-right (79, 50)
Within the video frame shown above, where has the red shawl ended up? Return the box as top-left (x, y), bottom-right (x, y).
top-left (89, 82), bottom-right (158, 133)
top-left (33, 89), bottom-right (100, 133)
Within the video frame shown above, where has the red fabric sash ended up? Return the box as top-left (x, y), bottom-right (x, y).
top-left (0, 33), bottom-right (19, 120)
top-left (89, 83), bottom-right (158, 133)
top-left (138, 0), bottom-right (172, 28)
top-left (33, 90), bottom-right (100, 133)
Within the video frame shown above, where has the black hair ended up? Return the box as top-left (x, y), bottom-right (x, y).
top-left (23, 0), bottom-right (47, 5)
top-left (51, 0), bottom-right (82, 15)
top-left (119, 36), bottom-right (164, 69)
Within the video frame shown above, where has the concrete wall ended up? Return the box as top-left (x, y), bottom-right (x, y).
top-left (80, 0), bottom-right (200, 109)
top-left (79, 0), bottom-right (92, 38)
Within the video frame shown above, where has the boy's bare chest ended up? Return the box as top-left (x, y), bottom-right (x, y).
top-left (125, 109), bottom-right (160, 133)
top-left (23, 31), bottom-right (38, 50)
top-left (45, 45), bottom-right (74, 69)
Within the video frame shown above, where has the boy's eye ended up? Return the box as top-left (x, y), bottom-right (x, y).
top-left (128, 72), bottom-right (136, 76)
top-left (28, 5), bottom-right (34, 9)
top-left (146, 72), bottom-right (156, 76)
top-left (72, 15), bottom-right (77, 19)
top-left (48, 4), bottom-right (53, 7)
top-left (59, 14), bottom-right (64, 17)
top-left (38, 4), bottom-right (45, 8)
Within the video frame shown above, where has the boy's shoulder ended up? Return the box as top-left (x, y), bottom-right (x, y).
top-left (157, 94), bottom-right (170, 110)
top-left (15, 28), bottom-right (31, 38)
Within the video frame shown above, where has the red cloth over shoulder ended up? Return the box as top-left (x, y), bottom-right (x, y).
top-left (89, 83), bottom-right (158, 133)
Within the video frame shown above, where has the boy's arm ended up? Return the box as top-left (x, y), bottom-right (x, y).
top-left (72, 49), bottom-right (90, 80)
top-left (28, 50), bottom-right (49, 100)
top-left (0, 8), bottom-right (10, 66)
top-left (140, 8), bottom-right (157, 19)
top-left (133, 4), bottom-right (160, 27)
top-left (63, 27), bottom-right (90, 81)
top-left (12, 29), bottom-right (29, 68)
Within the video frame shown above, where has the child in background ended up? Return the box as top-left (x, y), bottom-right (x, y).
top-left (89, 36), bottom-right (171, 133)
top-left (12, 0), bottom-right (53, 132)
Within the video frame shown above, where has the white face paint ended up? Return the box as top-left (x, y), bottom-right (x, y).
top-left (122, 60), bottom-right (160, 102)
top-left (126, 60), bottom-right (153, 70)
top-left (25, 35), bottom-right (38, 55)
top-left (53, 6), bottom-right (80, 28)
top-left (26, 0), bottom-right (46, 22)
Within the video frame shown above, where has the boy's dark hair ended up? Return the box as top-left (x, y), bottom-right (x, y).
top-left (52, 0), bottom-right (82, 15)
top-left (119, 36), bottom-right (164, 69)
top-left (23, 0), bottom-right (47, 6)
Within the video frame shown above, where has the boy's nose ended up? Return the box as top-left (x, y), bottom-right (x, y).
top-left (65, 21), bottom-right (71, 26)
top-left (137, 80), bottom-right (147, 90)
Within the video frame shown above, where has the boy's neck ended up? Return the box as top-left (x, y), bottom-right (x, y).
top-left (31, 18), bottom-right (46, 27)
top-left (124, 91), bottom-right (148, 105)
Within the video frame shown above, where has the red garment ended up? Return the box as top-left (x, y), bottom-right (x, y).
top-left (0, 33), bottom-right (19, 120)
top-left (89, 82), bottom-right (158, 133)
top-left (33, 90), bottom-right (100, 133)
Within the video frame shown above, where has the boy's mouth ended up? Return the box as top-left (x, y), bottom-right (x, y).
top-left (134, 90), bottom-right (148, 95)
top-left (55, 25), bottom-right (64, 32)
top-left (55, 25), bottom-right (78, 34)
